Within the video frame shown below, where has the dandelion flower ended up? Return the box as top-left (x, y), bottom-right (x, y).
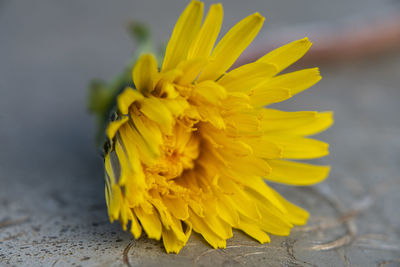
top-left (103, 1), bottom-right (333, 253)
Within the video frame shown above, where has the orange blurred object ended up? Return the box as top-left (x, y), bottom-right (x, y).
top-left (237, 14), bottom-right (400, 66)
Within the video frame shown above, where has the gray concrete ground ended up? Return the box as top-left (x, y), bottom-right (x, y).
top-left (1, 0), bottom-right (400, 266)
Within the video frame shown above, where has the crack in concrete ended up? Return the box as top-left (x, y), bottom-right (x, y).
top-left (284, 239), bottom-right (317, 267)
top-left (122, 240), bottom-right (135, 267)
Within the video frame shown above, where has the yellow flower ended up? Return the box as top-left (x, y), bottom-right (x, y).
top-left (103, 1), bottom-right (333, 253)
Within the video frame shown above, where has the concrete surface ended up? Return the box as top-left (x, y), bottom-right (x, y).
top-left (1, 0), bottom-right (400, 266)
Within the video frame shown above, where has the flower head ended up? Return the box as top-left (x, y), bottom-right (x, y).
top-left (103, 1), bottom-right (333, 253)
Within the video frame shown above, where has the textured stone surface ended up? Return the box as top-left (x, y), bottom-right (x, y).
top-left (1, 1), bottom-right (400, 266)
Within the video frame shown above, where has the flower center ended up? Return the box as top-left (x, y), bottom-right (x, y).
top-left (148, 123), bottom-right (200, 180)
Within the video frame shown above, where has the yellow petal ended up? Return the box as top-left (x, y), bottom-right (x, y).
top-left (197, 105), bottom-right (225, 129)
top-left (133, 54), bottom-right (158, 94)
top-left (156, 69), bottom-right (183, 85)
top-left (266, 68), bottom-right (321, 96)
top-left (119, 202), bottom-right (130, 230)
top-left (283, 111), bottom-right (334, 136)
top-left (244, 137), bottom-right (283, 159)
top-left (261, 109), bottom-right (333, 136)
top-left (266, 135), bottom-right (329, 159)
top-left (203, 132), bottom-right (253, 157)
top-left (104, 153), bottom-right (115, 186)
top-left (162, 196), bottom-right (189, 220)
top-left (204, 214), bottom-right (233, 240)
top-left (105, 154), bottom-right (117, 221)
top-left (224, 153), bottom-right (271, 177)
top-left (257, 37), bottom-right (312, 72)
top-left (166, 217), bottom-right (187, 243)
top-left (261, 109), bottom-right (320, 132)
top-left (162, 221), bottom-right (192, 253)
top-left (187, 3), bottom-right (223, 59)
top-left (114, 139), bottom-right (130, 185)
top-left (114, 135), bottom-right (146, 206)
top-left (134, 206), bottom-right (162, 240)
top-left (218, 177), bottom-right (261, 220)
top-left (216, 196), bottom-right (239, 226)
top-left (139, 97), bottom-right (173, 132)
top-left (268, 187), bottom-right (309, 225)
top-left (225, 112), bottom-right (261, 135)
top-left (117, 87), bottom-right (144, 114)
top-left (119, 123), bottom-right (157, 166)
top-left (218, 62), bottom-right (277, 92)
top-left (130, 110), bottom-right (163, 156)
top-left (118, 125), bottom-right (149, 172)
top-left (195, 80), bottom-right (227, 104)
top-left (109, 184), bottom-right (123, 222)
top-left (160, 97), bottom-right (189, 117)
top-left (162, 1), bottom-right (204, 71)
top-left (241, 186), bottom-right (295, 235)
top-left (237, 218), bottom-right (270, 243)
top-left (176, 58), bottom-right (209, 85)
top-left (266, 160), bottom-right (330, 185)
top-left (106, 116), bottom-right (129, 140)
top-left (221, 93), bottom-right (253, 114)
top-left (149, 196), bottom-right (187, 242)
top-left (198, 13), bottom-right (265, 81)
top-left (249, 86), bottom-right (291, 107)
top-left (188, 199), bottom-right (204, 217)
top-left (236, 176), bottom-right (287, 213)
top-left (188, 209), bottom-right (226, 248)
top-left (130, 211), bottom-right (143, 239)
top-left (153, 80), bottom-right (180, 99)
top-left (251, 201), bottom-right (293, 235)
top-left (162, 226), bottom-right (185, 254)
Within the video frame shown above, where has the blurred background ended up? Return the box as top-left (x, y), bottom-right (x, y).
top-left (1, 0), bottom-right (400, 266)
